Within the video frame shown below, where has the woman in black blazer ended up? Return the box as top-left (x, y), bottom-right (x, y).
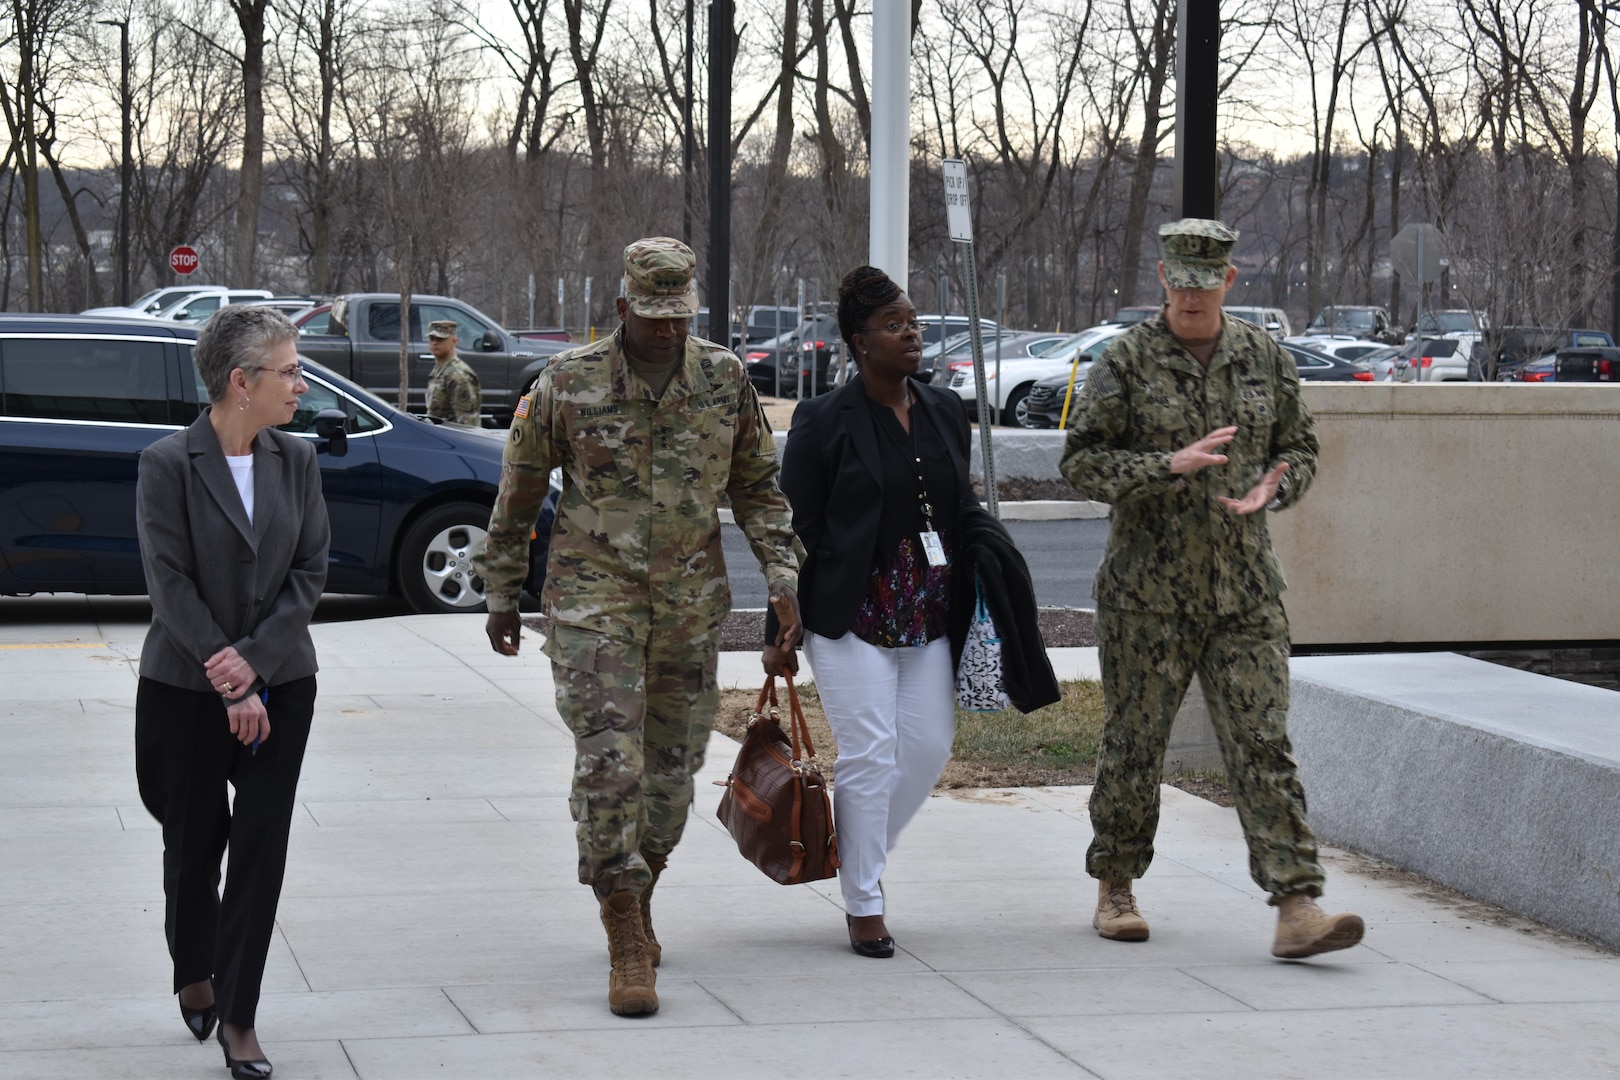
top-left (135, 305), bottom-right (329, 1079)
top-left (765, 266), bottom-right (978, 957)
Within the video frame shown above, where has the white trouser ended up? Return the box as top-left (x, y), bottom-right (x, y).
top-left (802, 631), bottom-right (956, 918)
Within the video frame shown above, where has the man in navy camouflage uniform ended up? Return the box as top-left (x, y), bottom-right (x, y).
top-left (1061, 219), bottom-right (1365, 959)
top-left (472, 237), bottom-right (802, 1015)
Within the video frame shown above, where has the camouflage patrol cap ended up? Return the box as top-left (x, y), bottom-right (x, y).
top-left (1160, 218), bottom-right (1239, 290)
top-left (427, 319), bottom-right (458, 339)
top-left (622, 236), bottom-right (700, 319)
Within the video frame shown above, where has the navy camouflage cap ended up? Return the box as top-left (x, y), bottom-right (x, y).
top-left (1160, 218), bottom-right (1239, 290)
top-left (622, 236), bottom-right (700, 319)
top-left (427, 319), bottom-right (458, 339)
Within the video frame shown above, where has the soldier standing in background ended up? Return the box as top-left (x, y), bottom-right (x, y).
top-left (472, 237), bottom-right (802, 1016)
top-left (425, 319), bottom-right (482, 425)
top-left (1061, 218), bottom-right (1365, 959)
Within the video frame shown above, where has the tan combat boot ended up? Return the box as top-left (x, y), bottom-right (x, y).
top-left (599, 892), bottom-right (659, 1015)
top-left (1093, 879), bottom-right (1150, 941)
top-left (640, 849), bottom-right (667, 968)
top-left (1271, 893), bottom-right (1365, 958)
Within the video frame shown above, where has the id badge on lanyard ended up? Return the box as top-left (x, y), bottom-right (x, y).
top-left (920, 529), bottom-right (947, 567)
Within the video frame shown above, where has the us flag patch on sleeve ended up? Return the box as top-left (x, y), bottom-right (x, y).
top-left (514, 396), bottom-right (531, 420)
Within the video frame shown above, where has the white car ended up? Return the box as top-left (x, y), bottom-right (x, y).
top-left (1286, 334), bottom-right (1389, 363)
top-left (152, 289), bottom-right (275, 324)
top-left (945, 325), bottom-right (1126, 428)
top-left (1226, 305), bottom-right (1292, 339)
top-left (83, 285), bottom-right (231, 319)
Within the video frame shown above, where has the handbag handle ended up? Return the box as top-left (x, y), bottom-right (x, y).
top-left (782, 674), bottom-right (817, 762)
top-left (757, 674), bottom-right (818, 763)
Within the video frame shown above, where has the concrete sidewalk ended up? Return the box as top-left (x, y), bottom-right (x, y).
top-left (2, 609), bottom-right (1618, 1079)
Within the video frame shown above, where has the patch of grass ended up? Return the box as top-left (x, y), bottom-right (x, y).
top-left (941, 680), bottom-right (1105, 787)
top-left (715, 679), bottom-right (1110, 791)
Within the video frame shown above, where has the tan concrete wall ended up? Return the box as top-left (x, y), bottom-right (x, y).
top-left (1271, 384), bottom-right (1620, 645)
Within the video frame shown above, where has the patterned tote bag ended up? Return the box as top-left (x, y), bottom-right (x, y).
top-left (955, 576), bottom-right (1011, 711)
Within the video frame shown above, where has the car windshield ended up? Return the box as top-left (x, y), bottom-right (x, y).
top-left (1028, 335), bottom-right (1080, 358)
top-left (1418, 311), bottom-right (1478, 333)
top-left (1311, 309), bottom-right (1375, 331)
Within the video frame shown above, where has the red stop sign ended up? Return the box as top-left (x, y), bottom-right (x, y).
top-left (169, 245), bottom-right (199, 275)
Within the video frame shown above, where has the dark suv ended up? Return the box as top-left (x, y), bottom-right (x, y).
top-left (0, 314), bottom-right (548, 613)
top-left (1305, 305), bottom-right (1401, 343)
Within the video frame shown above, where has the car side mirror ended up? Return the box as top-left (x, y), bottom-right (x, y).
top-left (314, 408), bottom-right (348, 457)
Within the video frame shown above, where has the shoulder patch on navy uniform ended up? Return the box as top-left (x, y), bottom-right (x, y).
top-left (1088, 362), bottom-right (1122, 398)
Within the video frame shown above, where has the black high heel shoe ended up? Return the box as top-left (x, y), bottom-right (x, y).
top-left (179, 999), bottom-right (217, 1042)
top-left (217, 1024), bottom-right (273, 1080)
top-left (846, 913), bottom-right (896, 959)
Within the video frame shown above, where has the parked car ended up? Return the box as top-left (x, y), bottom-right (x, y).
top-left (153, 289), bottom-right (275, 323)
top-left (295, 293), bottom-right (571, 426)
top-left (1225, 306), bottom-right (1292, 339)
top-left (744, 314), bottom-right (843, 398)
top-left (914, 315), bottom-right (1003, 383)
top-left (1489, 326), bottom-right (1615, 381)
top-left (1410, 309), bottom-right (1486, 337)
top-left (510, 327), bottom-right (574, 343)
top-left (244, 296), bottom-right (323, 318)
top-left (1020, 326), bottom-right (1133, 428)
top-left (1305, 305), bottom-right (1400, 343)
top-left (0, 315), bottom-right (552, 613)
top-left (941, 332), bottom-right (1081, 425)
top-left (1405, 338), bottom-right (1470, 381)
top-left (1552, 345), bottom-right (1620, 382)
top-left (83, 285), bottom-right (229, 319)
top-left (1284, 342), bottom-right (1377, 381)
top-left (1354, 343), bottom-right (1404, 380)
top-left (294, 303), bottom-right (333, 335)
top-left (1286, 334), bottom-right (1388, 363)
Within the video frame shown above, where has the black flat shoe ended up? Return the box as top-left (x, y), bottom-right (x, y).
top-left (179, 1000), bottom-right (217, 1042)
top-left (846, 913), bottom-right (896, 959)
top-left (217, 1025), bottom-right (273, 1079)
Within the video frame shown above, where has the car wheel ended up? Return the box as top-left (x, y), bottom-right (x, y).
top-left (1004, 385), bottom-right (1039, 428)
top-left (397, 501), bottom-right (493, 614)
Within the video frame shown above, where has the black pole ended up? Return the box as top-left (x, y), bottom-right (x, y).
top-left (100, 18), bottom-right (133, 305)
top-left (706, 0), bottom-right (732, 344)
top-left (1174, 0), bottom-right (1219, 218)
top-left (682, 0), bottom-right (694, 247)
top-left (119, 20), bottom-right (131, 306)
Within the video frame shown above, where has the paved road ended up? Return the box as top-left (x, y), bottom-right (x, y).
top-left (722, 517), bottom-right (1107, 609)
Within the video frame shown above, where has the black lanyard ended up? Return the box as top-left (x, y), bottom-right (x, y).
top-left (875, 395), bottom-right (937, 535)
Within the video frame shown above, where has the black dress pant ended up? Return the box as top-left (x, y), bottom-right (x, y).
top-left (135, 675), bottom-right (316, 1028)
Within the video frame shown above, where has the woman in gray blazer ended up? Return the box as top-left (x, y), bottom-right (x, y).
top-left (134, 305), bottom-right (329, 1080)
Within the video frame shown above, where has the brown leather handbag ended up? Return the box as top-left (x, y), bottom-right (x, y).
top-left (715, 675), bottom-right (840, 885)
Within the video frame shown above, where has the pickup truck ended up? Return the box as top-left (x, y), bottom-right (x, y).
top-left (295, 293), bottom-right (570, 426)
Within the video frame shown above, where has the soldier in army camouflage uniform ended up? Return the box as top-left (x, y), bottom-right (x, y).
top-left (472, 237), bottom-right (802, 1016)
top-left (1061, 219), bottom-right (1365, 960)
top-left (425, 319), bottom-right (482, 425)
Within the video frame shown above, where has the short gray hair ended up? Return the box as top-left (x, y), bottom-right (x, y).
top-left (195, 304), bottom-right (300, 404)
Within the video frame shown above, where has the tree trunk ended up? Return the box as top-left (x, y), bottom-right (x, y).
top-left (742, 0), bottom-right (798, 306)
top-left (43, 143), bottom-right (104, 308)
top-left (1115, 0), bottom-right (1173, 308)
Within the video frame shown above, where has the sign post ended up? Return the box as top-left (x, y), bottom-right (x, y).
top-left (942, 158), bottom-right (998, 517)
top-left (169, 245), bottom-right (199, 278)
top-left (1391, 223), bottom-right (1446, 382)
